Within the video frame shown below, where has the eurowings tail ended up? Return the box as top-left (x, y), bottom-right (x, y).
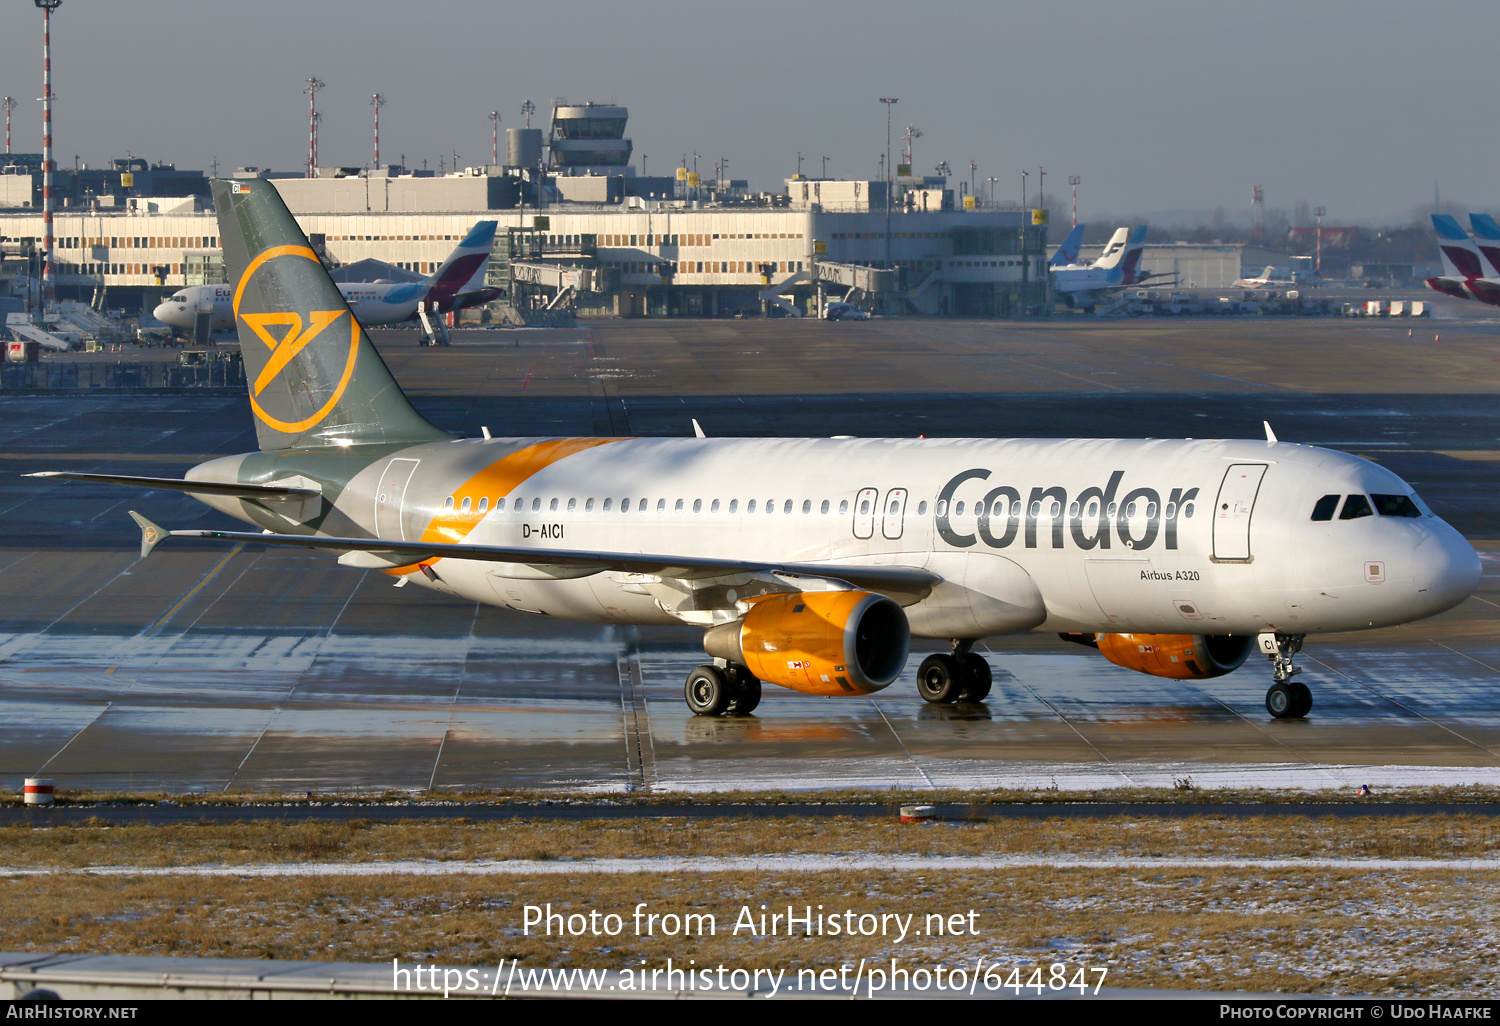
top-left (422, 220), bottom-right (499, 304)
top-left (1432, 215), bottom-right (1485, 279)
top-left (1467, 214), bottom-right (1500, 278)
top-left (1049, 225), bottom-right (1086, 268)
top-left (212, 178), bottom-right (452, 452)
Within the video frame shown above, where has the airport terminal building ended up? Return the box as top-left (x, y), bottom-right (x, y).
top-left (1, 168), bottom-right (1050, 320)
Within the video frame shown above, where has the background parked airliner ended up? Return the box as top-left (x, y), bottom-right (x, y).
top-left (1050, 226), bottom-right (1169, 309)
top-left (152, 220), bottom-right (501, 331)
top-left (32, 181), bottom-right (1480, 725)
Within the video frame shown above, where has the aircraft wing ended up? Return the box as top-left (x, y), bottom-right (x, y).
top-left (129, 513), bottom-right (939, 597)
top-left (27, 472), bottom-right (320, 499)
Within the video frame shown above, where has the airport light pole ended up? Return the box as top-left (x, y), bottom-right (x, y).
top-left (370, 93), bottom-right (385, 169)
top-left (969, 159), bottom-right (976, 199)
top-left (821, 155), bottom-right (828, 179)
top-left (986, 176), bottom-right (997, 207)
top-left (36, 0), bottom-right (61, 315)
top-left (489, 111), bottom-right (500, 166)
top-left (903, 125), bottom-right (921, 169)
top-left (2, 97), bottom-right (16, 155)
top-left (1020, 169), bottom-right (1027, 211)
top-left (1314, 205), bottom-right (1326, 276)
top-left (304, 77), bottom-right (324, 178)
top-left (1069, 175), bottom-right (1080, 227)
top-left (1037, 166), bottom-right (1045, 213)
top-left (879, 97), bottom-right (896, 270)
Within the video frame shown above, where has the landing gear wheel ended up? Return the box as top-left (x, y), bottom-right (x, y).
top-left (685, 664), bottom-right (731, 716)
top-left (726, 672), bottom-right (762, 716)
top-left (1289, 681), bottom-right (1313, 719)
top-left (917, 655), bottom-right (963, 704)
top-left (1266, 682), bottom-right (1298, 719)
top-left (958, 653), bottom-right (992, 703)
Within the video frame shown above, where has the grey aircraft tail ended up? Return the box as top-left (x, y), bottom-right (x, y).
top-left (211, 178), bottom-right (452, 452)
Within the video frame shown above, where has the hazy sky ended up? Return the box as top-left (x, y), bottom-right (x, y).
top-left (0, 1), bottom-right (1492, 224)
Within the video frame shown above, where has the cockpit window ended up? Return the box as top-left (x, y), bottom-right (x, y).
top-left (1310, 494), bottom-right (1340, 521)
top-left (1372, 493), bottom-right (1422, 518)
top-left (1339, 494), bottom-right (1374, 520)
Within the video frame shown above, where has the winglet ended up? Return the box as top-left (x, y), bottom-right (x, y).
top-left (692, 419), bottom-right (707, 438)
top-left (128, 511), bottom-right (171, 560)
top-left (1263, 420), bottom-right (1278, 443)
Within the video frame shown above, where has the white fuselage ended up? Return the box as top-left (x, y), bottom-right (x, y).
top-left (153, 282), bottom-right (430, 330)
top-left (188, 436), bottom-right (1479, 640)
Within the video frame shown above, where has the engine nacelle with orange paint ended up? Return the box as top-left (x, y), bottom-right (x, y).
top-left (703, 591), bottom-right (910, 696)
top-left (1092, 633), bottom-right (1254, 680)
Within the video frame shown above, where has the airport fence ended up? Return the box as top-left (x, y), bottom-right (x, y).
top-left (1, 359), bottom-right (246, 392)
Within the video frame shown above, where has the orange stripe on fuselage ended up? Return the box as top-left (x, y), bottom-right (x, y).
top-left (384, 439), bottom-right (621, 574)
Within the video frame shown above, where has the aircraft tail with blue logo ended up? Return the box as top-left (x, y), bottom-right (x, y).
top-left (1048, 225), bottom-right (1086, 268)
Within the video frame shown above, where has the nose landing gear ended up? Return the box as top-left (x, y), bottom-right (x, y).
top-left (917, 639), bottom-right (993, 704)
top-left (1262, 633), bottom-right (1312, 719)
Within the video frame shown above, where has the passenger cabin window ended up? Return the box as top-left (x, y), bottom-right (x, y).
top-left (1311, 494), bottom-right (1340, 521)
top-left (821, 500), bottom-right (830, 514)
top-left (1340, 494), bottom-right (1374, 520)
top-left (693, 499), bottom-right (702, 513)
top-left (657, 499), bottom-right (666, 512)
top-left (531, 498), bottom-right (541, 512)
top-left (840, 500), bottom-right (850, 514)
top-left (729, 499), bottom-right (738, 513)
top-left (497, 498), bottom-right (507, 511)
top-left (675, 499), bottom-right (684, 512)
top-left (586, 498), bottom-right (595, 512)
top-left (603, 498), bottom-right (613, 512)
top-left (550, 498), bottom-right (558, 512)
top-left (478, 498), bottom-right (488, 513)
top-left (1372, 493), bottom-right (1423, 518)
top-left (783, 500), bottom-right (793, 514)
top-left (460, 497), bottom-right (472, 512)
top-left (917, 501), bottom-right (927, 515)
top-left (747, 500), bottom-right (757, 513)
top-left (567, 498), bottom-right (577, 512)
top-left (443, 497), bottom-right (454, 510)
top-left (802, 500), bottom-right (811, 514)
top-left (513, 498), bottom-right (524, 513)
top-left (711, 499), bottom-right (721, 513)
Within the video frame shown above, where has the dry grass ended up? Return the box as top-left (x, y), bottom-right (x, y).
top-left (2, 868), bottom-right (1496, 996)
top-left (3, 815), bottom-right (1498, 997)
top-left (1, 815), bottom-right (1499, 869)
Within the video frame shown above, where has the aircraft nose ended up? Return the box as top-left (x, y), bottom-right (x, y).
top-left (1412, 524), bottom-right (1481, 616)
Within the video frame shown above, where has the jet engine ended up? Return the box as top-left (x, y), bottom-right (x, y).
top-left (703, 591), bottom-right (909, 696)
top-left (1064, 632), bottom-right (1254, 680)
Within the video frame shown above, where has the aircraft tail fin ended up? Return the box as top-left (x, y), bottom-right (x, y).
top-left (1467, 214), bottom-right (1500, 277)
top-left (212, 179), bottom-right (452, 452)
top-left (1111, 225), bottom-right (1149, 283)
top-left (1049, 225), bottom-right (1086, 267)
top-left (1091, 227), bottom-right (1132, 270)
top-left (422, 220), bottom-right (499, 303)
top-left (1432, 214), bottom-right (1485, 279)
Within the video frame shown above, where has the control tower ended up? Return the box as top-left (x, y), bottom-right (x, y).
top-left (548, 102), bottom-right (632, 175)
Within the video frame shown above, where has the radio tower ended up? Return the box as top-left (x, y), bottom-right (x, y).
top-left (36, 0), bottom-right (61, 313)
top-left (2, 97), bottom-right (16, 155)
top-left (304, 76), bottom-right (324, 177)
top-left (903, 125), bottom-right (921, 169)
top-left (520, 99), bottom-right (535, 128)
top-left (370, 93), bottom-right (385, 169)
top-left (489, 110), bottom-right (501, 165)
top-left (1252, 184), bottom-right (1265, 242)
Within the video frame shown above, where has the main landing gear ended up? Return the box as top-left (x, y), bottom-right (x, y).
top-left (917, 640), bottom-right (992, 704)
top-left (685, 662), bottom-right (762, 717)
top-left (1263, 632), bottom-right (1312, 720)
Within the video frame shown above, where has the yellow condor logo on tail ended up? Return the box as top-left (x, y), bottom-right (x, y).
top-left (232, 244), bottom-right (359, 434)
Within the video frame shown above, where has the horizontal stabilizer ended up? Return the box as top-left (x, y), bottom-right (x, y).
top-left (128, 510), bottom-right (171, 560)
top-left (26, 471), bottom-right (320, 499)
top-left (153, 524), bottom-right (940, 595)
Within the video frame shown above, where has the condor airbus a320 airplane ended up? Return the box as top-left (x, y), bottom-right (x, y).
top-left (31, 181), bottom-right (1481, 721)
